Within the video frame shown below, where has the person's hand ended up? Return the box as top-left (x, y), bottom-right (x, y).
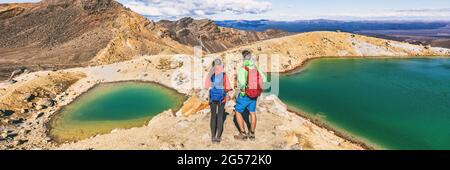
top-left (221, 97), bottom-right (226, 103)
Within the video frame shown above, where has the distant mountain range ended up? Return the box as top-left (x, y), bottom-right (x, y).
top-left (214, 19), bottom-right (449, 33)
top-left (215, 19), bottom-right (450, 49)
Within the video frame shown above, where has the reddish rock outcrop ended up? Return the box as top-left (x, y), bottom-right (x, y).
top-left (157, 17), bottom-right (291, 53)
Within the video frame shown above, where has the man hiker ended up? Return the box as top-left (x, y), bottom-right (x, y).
top-left (233, 50), bottom-right (267, 140)
top-left (205, 59), bottom-right (231, 143)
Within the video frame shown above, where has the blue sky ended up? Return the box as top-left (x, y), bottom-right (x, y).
top-left (2, 0), bottom-right (450, 21)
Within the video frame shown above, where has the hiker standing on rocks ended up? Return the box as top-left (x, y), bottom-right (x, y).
top-left (205, 59), bottom-right (231, 143)
top-left (234, 50), bottom-right (267, 140)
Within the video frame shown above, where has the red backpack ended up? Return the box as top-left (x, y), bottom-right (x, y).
top-left (244, 66), bottom-right (263, 98)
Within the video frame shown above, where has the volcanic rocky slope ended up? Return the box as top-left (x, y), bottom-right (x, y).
top-left (0, 0), bottom-right (193, 81)
top-left (1, 31), bottom-right (450, 149)
top-left (157, 17), bottom-right (290, 53)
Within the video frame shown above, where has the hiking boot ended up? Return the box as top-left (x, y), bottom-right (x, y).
top-left (215, 137), bottom-right (222, 143)
top-left (212, 137), bottom-right (221, 143)
top-left (248, 132), bottom-right (255, 140)
top-left (234, 132), bottom-right (248, 140)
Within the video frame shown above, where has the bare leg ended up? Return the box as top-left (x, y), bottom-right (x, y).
top-left (249, 112), bottom-right (257, 133)
top-left (234, 110), bottom-right (246, 133)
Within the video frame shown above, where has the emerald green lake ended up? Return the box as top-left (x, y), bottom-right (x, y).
top-left (278, 58), bottom-right (450, 150)
top-left (50, 82), bottom-right (185, 142)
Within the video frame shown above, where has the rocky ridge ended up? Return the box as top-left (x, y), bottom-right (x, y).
top-left (157, 17), bottom-right (290, 53)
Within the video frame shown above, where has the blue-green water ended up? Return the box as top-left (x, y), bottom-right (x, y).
top-left (278, 58), bottom-right (450, 150)
top-left (50, 82), bottom-right (185, 142)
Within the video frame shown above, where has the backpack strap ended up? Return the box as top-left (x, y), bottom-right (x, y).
top-left (244, 66), bottom-right (250, 87)
top-left (211, 72), bottom-right (225, 89)
top-left (210, 72), bottom-right (225, 80)
top-left (222, 72), bottom-right (226, 89)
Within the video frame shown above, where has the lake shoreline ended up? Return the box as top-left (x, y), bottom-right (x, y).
top-left (3, 51), bottom-right (450, 149)
top-left (282, 55), bottom-right (450, 75)
top-left (46, 80), bottom-right (188, 144)
top-left (49, 54), bottom-right (366, 150)
top-left (284, 105), bottom-right (377, 150)
top-left (278, 56), bottom-right (450, 150)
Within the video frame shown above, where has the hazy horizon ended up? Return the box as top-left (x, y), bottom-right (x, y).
top-left (2, 0), bottom-right (450, 21)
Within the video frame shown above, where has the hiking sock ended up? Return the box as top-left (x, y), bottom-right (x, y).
top-left (234, 131), bottom-right (248, 140)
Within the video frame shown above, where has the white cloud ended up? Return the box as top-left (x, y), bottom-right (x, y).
top-left (3, 0), bottom-right (448, 21)
top-left (318, 8), bottom-right (450, 21)
top-left (0, 0), bottom-right (39, 3)
top-left (118, 0), bottom-right (271, 20)
top-left (391, 8), bottom-right (450, 17)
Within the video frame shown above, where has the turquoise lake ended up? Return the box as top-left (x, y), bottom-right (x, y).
top-left (49, 82), bottom-right (185, 142)
top-left (278, 58), bottom-right (450, 150)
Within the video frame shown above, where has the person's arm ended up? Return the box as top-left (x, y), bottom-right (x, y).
top-left (204, 74), bottom-right (211, 89)
top-left (222, 73), bottom-right (232, 103)
top-left (237, 67), bottom-right (247, 96)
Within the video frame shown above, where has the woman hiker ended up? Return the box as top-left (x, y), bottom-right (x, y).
top-left (205, 58), bottom-right (231, 143)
